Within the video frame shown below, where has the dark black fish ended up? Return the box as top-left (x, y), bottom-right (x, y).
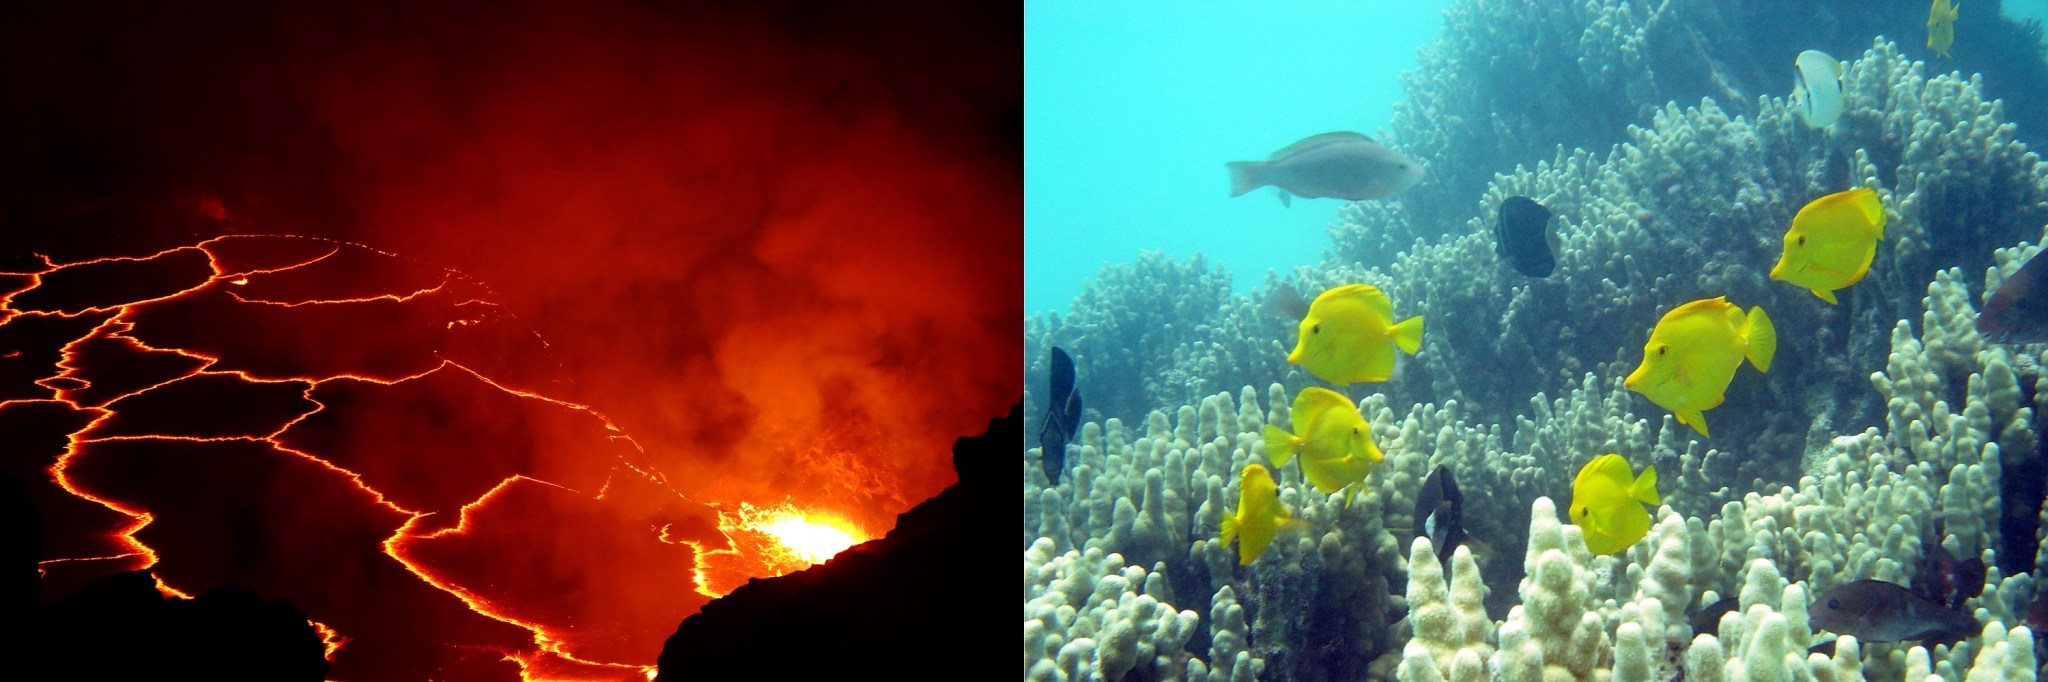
top-left (1979, 251), bottom-right (2048, 343)
top-left (1689, 596), bottom-right (1740, 637)
top-left (1494, 196), bottom-right (1557, 278)
top-left (1911, 542), bottom-right (1960, 605)
top-left (1412, 466), bottom-right (1464, 563)
top-left (1038, 346), bottom-right (1083, 485)
top-left (1911, 538), bottom-right (1988, 609)
top-left (1809, 579), bottom-right (1980, 645)
top-left (1951, 557), bottom-right (1985, 609)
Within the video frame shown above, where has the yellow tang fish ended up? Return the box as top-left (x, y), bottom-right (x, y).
top-left (1262, 386), bottom-right (1383, 507)
top-left (1623, 297), bottom-right (1776, 438)
top-left (1286, 284), bottom-right (1423, 386)
top-left (1928, 0), bottom-right (1960, 58)
top-left (1568, 454), bottom-right (1661, 556)
top-left (1218, 464), bottom-right (1302, 565)
top-left (1770, 188), bottom-right (1886, 304)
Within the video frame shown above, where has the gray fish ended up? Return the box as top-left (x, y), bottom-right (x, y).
top-left (1227, 132), bottom-right (1423, 207)
top-left (1809, 579), bottom-right (1980, 644)
top-left (1495, 196), bottom-right (1558, 278)
top-left (1978, 251), bottom-right (2048, 343)
top-left (1038, 346), bottom-right (1083, 486)
top-left (1412, 466), bottom-right (1464, 564)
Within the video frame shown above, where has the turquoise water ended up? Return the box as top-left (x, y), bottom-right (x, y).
top-left (1024, 2), bottom-right (1452, 317)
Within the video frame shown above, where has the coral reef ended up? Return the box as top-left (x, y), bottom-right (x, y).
top-left (1378, 1), bottom-right (2048, 249)
top-left (1024, 3), bottom-right (2048, 679)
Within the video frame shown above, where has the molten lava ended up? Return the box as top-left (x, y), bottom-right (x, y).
top-left (690, 501), bottom-right (870, 599)
top-left (0, 235), bottom-right (901, 680)
top-left (757, 509), bottom-right (863, 565)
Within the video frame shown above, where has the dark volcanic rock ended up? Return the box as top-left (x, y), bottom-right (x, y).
top-left (656, 402), bottom-right (1016, 680)
top-left (5, 570), bottom-right (329, 680)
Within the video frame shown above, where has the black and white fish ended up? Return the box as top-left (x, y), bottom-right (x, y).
top-left (1412, 466), bottom-right (1465, 564)
top-left (1038, 346), bottom-right (1083, 486)
top-left (1494, 196), bottom-right (1557, 278)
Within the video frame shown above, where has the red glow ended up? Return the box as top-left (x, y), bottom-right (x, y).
top-left (3, 237), bottom-right (924, 678)
top-left (693, 502), bottom-right (870, 597)
top-left (0, 1), bottom-right (1018, 678)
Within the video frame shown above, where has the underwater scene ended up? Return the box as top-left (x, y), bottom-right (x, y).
top-left (1025, 2), bottom-right (2048, 681)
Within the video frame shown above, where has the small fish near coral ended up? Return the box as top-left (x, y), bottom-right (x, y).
top-left (1218, 464), bottom-right (1304, 566)
top-left (1791, 49), bottom-right (1846, 128)
top-left (1566, 454), bottom-right (1660, 556)
top-left (1770, 187), bottom-right (1886, 304)
top-left (1227, 131), bottom-right (1424, 207)
top-left (1286, 284), bottom-right (1424, 386)
top-left (1037, 346), bottom-right (1084, 486)
top-left (1809, 579), bottom-right (1981, 645)
top-left (1977, 250), bottom-right (2048, 343)
top-left (1688, 596), bottom-right (1741, 638)
top-left (1928, 0), bottom-right (1960, 58)
top-left (1494, 196), bottom-right (1558, 278)
top-left (1910, 541), bottom-right (1986, 609)
top-left (1262, 386), bottom-right (1382, 507)
top-left (1412, 465), bottom-right (1465, 564)
top-left (1624, 297), bottom-right (1776, 438)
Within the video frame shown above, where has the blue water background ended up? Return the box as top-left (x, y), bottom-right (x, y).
top-left (1026, 1), bottom-right (2048, 319)
top-left (1025, 2), bottom-right (1453, 318)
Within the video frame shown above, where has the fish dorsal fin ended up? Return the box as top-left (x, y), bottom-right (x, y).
top-left (1582, 454), bottom-right (1635, 490)
top-left (1324, 283), bottom-right (1392, 320)
top-left (1291, 386), bottom-right (1355, 425)
top-left (1270, 131), bottom-right (1373, 159)
top-left (1668, 297), bottom-right (1729, 318)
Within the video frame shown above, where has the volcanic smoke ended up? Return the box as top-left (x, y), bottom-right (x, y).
top-left (0, 0), bottom-right (1018, 679)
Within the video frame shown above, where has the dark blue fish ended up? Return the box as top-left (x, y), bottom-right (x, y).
top-left (1413, 466), bottom-right (1464, 564)
top-left (1809, 579), bottom-right (1980, 645)
top-left (1689, 596), bottom-right (1740, 637)
top-left (1978, 251), bottom-right (2048, 342)
top-left (1038, 346), bottom-right (1083, 485)
top-left (1494, 196), bottom-right (1557, 278)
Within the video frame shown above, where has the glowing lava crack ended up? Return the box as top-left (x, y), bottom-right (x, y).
top-left (0, 236), bottom-right (860, 681)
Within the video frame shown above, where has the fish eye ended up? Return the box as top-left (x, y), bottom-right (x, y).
top-left (1797, 235), bottom-right (1807, 246)
top-left (1311, 324), bottom-right (1321, 334)
top-left (1827, 598), bottom-right (1839, 609)
top-left (1656, 345), bottom-right (1667, 356)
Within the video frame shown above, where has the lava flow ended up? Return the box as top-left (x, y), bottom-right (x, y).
top-left (0, 236), bottom-right (871, 680)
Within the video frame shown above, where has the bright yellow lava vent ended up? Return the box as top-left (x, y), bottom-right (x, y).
top-left (757, 509), bottom-right (863, 565)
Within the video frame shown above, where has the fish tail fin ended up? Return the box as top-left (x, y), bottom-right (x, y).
top-left (1219, 512), bottom-right (1239, 549)
top-left (1745, 306), bottom-right (1777, 372)
top-left (1391, 315), bottom-right (1424, 355)
top-left (1678, 409), bottom-right (1710, 438)
top-left (1227, 162), bottom-right (1263, 198)
top-left (1633, 465), bottom-right (1661, 506)
top-left (1263, 425), bottom-right (1300, 468)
